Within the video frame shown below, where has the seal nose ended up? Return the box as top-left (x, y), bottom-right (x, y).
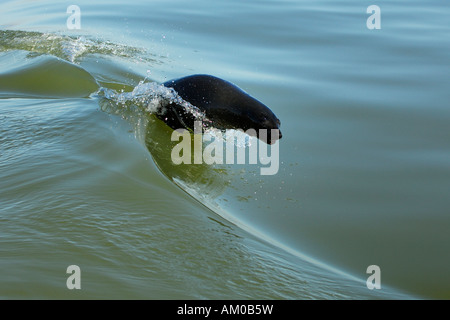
top-left (267, 129), bottom-right (282, 145)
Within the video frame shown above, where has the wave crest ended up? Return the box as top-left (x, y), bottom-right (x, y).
top-left (0, 30), bottom-right (156, 64)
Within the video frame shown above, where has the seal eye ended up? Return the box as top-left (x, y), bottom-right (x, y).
top-left (260, 113), bottom-right (269, 122)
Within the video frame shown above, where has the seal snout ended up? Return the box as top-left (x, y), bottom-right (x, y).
top-left (268, 129), bottom-right (282, 145)
top-left (264, 117), bottom-right (282, 144)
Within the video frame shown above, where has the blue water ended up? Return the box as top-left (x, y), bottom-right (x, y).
top-left (1, 0), bottom-right (449, 299)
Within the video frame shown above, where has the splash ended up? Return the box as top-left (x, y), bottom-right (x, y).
top-left (0, 30), bottom-right (156, 64)
top-left (98, 80), bottom-right (255, 148)
top-left (204, 128), bottom-right (255, 148)
top-left (97, 81), bottom-right (208, 124)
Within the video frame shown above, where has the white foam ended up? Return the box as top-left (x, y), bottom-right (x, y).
top-left (98, 81), bottom-right (208, 124)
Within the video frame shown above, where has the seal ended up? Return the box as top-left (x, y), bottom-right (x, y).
top-left (161, 74), bottom-right (282, 144)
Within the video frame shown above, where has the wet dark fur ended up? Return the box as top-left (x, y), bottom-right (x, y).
top-left (161, 74), bottom-right (282, 144)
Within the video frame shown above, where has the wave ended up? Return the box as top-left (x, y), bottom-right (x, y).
top-left (0, 50), bottom-right (98, 99)
top-left (0, 30), bottom-right (157, 64)
top-left (98, 81), bottom-right (208, 127)
top-left (0, 30), bottom-right (409, 297)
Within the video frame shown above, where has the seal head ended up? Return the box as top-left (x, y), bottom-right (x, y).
top-left (162, 74), bottom-right (282, 144)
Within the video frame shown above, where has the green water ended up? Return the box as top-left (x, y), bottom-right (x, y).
top-left (1, 0), bottom-right (449, 299)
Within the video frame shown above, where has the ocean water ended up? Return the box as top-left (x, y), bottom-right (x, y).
top-left (0, 0), bottom-right (449, 299)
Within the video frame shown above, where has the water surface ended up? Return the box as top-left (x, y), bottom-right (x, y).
top-left (1, 0), bottom-right (449, 299)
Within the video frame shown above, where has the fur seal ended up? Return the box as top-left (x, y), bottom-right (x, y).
top-left (161, 74), bottom-right (282, 144)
